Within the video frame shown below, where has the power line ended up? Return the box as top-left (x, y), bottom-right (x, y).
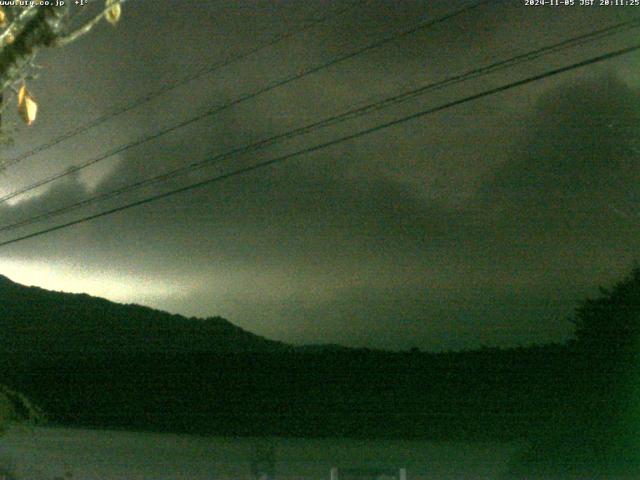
top-left (0, 0), bottom-right (493, 202)
top-left (0, 18), bottom-right (637, 234)
top-left (0, 42), bottom-right (637, 249)
top-left (0, 0), bottom-right (365, 171)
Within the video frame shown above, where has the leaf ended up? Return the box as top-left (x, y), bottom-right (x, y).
top-left (105, 0), bottom-right (121, 26)
top-left (17, 85), bottom-right (37, 126)
top-left (0, 8), bottom-right (6, 27)
top-left (17, 84), bottom-right (25, 106)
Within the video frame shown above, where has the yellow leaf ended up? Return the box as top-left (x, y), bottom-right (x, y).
top-left (0, 8), bottom-right (7, 27)
top-left (17, 86), bottom-right (37, 126)
top-left (17, 84), bottom-right (25, 106)
top-left (105, 0), bottom-right (121, 26)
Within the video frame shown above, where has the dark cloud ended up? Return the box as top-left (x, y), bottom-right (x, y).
top-left (476, 75), bottom-right (640, 253)
top-left (0, 1), bottom-right (637, 350)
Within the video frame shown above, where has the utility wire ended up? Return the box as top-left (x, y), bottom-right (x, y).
top-left (0, 19), bottom-right (637, 234)
top-left (0, 0), bottom-right (493, 202)
top-left (0, 42), bottom-right (637, 248)
top-left (0, 0), bottom-right (365, 171)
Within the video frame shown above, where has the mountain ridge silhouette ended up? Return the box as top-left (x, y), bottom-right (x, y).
top-left (0, 274), bottom-right (290, 354)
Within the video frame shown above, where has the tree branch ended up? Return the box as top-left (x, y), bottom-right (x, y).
top-left (0, 6), bottom-right (38, 49)
top-left (0, 5), bottom-right (69, 92)
top-left (54, 0), bottom-right (128, 47)
top-left (0, 2), bottom-right (125, 131)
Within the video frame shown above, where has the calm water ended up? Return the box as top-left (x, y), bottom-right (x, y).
top-left (0, 426), bottom-right (522, 479)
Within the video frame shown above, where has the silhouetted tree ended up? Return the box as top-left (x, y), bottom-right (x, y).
top-left (0, 0), bottom-right (124, 136)
top-left (509, 266), bottom-right (640, 479)
top-left (573, 266), bottom-right (640, 355)
top-left (0, 1), bottom-right (125, 430)
top-left (571, 265), bottom-right (640, 475)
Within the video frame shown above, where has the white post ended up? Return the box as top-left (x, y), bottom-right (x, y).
top-left (399, 468), bottom-right (407, 480)
top-left (330, 467), bottom-right (339, 480)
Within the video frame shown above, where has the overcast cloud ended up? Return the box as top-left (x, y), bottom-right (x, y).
top-left (0, 0), bottom-right (637, 350)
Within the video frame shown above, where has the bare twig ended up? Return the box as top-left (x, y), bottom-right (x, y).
top-left (54, 0), bottom-right (128, 47)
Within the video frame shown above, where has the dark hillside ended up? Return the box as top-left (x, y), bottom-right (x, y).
top-left (0, 272), bottom-right (630, 453)
top-left (0, 275), bottom-right (287, 355)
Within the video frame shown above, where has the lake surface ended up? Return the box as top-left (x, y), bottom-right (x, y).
top-left (0, 426), bottom-right (522, 479)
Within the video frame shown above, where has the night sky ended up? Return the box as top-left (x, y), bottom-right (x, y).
top-left (0, 0), bottom-right (638, 350)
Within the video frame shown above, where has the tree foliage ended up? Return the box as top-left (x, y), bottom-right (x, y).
top-left (0, 1), bottom-right (125, 433)
top-left (573, 265), bottom-right (640, 358)
top-left (572, 266), bottom-right (640, 473)
top-left (508, 266), bottom-right (640, 478)
top-left (0, 0), bottom-right (124, 130)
